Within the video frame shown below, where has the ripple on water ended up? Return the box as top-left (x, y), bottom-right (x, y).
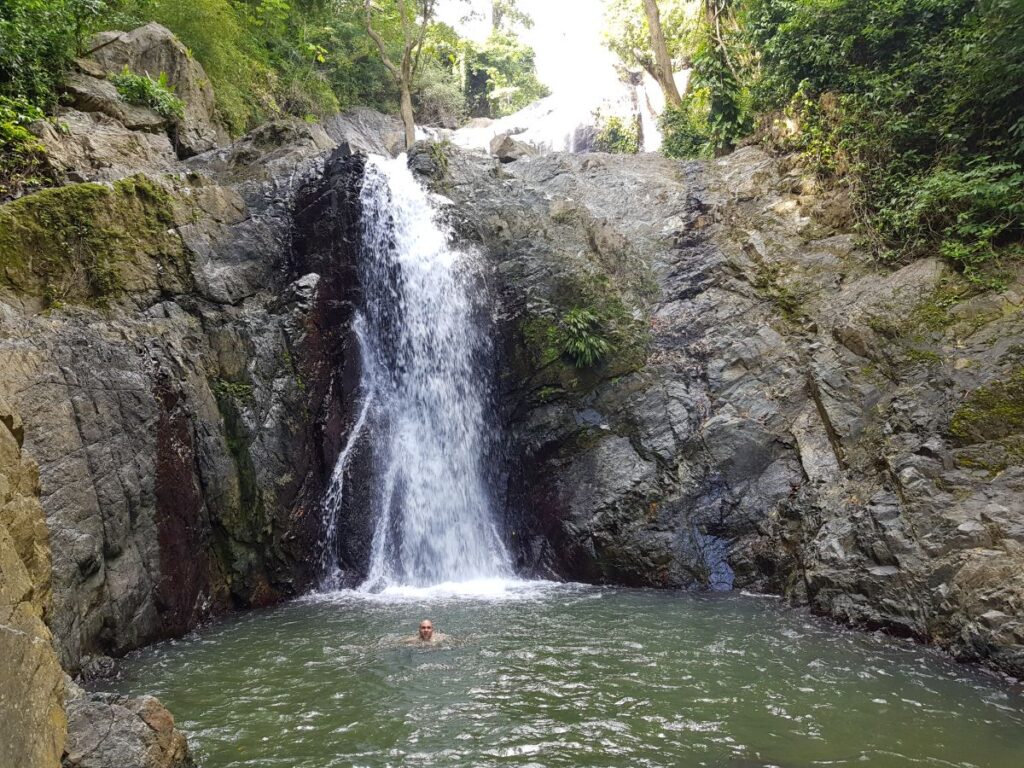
top-left (105, 585), bottom-right (1024, 768)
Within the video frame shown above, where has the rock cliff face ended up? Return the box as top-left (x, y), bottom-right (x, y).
top-left (0, 23), bottom-right (400, 766)
top-left (412, 142), bottom-right (1024, 677)
top-left (2, 21), bottom-right (1022, 763)
top-left (0, 397), bottom-right (66, 768)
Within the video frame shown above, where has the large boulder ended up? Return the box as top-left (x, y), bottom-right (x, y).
top-left (62, 680), bottom-right (193, 768)
top-left (88, 23), bottom-right (229, 157)
top-left (489, 132), bottom-right (536, 163)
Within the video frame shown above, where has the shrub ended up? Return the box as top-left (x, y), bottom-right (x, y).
top-left (414, 60), bottom-right (467, 128)
top-left (0, 95), bottom-right (53, 200)
top-left (744, 0), bottom-right (1024, 282)
top-left (110, 66), bottom-right (185, 120)
top-left (873, 160), bottom-right (1024, 283)
top-left (660, 101), bottom-right (713, 159)
top-left (0, 0), bottom-right (108, 108)
top-left (594, 113), bottom-right (640, 155)
top-left (560, 308), bottom-right (613, 368)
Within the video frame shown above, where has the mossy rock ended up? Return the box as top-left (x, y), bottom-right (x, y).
top-left (949, 367), bottom-right (1024, 444)
top-left (210, 376), bottom-right (266, 540)
top-left (0, 175), bottom-right (189, 306)
top-left (954, 436), bottom-right (1024, 477)
top-left (518, 272), bottom-right (650, 394)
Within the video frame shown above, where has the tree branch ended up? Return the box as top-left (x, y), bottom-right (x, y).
top-left (411, 0), bottom-right (435, 79)
top-left (365, 0), bottom-right (401, 81)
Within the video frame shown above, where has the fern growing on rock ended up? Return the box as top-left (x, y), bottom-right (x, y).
top-left (111, 66), bottom-right (185, 121)
top-left (560, 308), bottom-right (612, 368)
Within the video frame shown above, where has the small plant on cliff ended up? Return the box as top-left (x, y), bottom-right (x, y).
top-left (593, 112), bottom-right (640, 155)
top-left (560, 307), bottom-right (612, 368)
top-left (0, 95), bottom-right (53, 199)
top-left (111, 66), bottom-right (185, 121)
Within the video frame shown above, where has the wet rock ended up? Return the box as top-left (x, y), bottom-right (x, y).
top-left (63, 680), bottom-right (193, 768)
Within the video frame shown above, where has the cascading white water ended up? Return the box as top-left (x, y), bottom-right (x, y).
top-left (321, 153), bottom-right (511, 591)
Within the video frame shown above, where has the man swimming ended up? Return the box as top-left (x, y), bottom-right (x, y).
top-left (404, 619), bottom-right (447, 644)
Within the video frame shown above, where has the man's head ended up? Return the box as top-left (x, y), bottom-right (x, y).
top-left (418, 619), bottom-right (434, 641)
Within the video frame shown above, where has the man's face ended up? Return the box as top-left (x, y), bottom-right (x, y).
top-left (418, 621), bottom-right (433, 640)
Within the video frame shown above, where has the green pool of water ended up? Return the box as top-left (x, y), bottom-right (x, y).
top-left (106, 582), bottom-right (1024, 767)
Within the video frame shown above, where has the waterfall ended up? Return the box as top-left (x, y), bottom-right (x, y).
top-left (321, 153), bottom-right (511, 591)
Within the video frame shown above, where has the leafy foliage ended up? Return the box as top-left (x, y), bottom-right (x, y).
top-left (559, 308), bottom-right (613, 368)
top-left (594, 113), bottom-right (641, 155)
top-left (607, 0), bottom-right (1023, 279)
top-left (659, 99), bottom-right (712, 159)
top-left (743, 0), bottom-right (1024, 281)
top-left (0, 0), bottom-right (109, 108)
top-left (603, 0), bottom-right (692, 79)
top-left (111, 66), bottom-right (185, 120)
top-left (106, 0), bottom-right (352, 133)
top-left (462, 32), bottom-right (549, 118)
top-left (0, 95), bottom-right (53, 200)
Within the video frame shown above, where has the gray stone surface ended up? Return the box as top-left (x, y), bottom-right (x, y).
top-left (2, 110), bottom-right (370, 675)
top-left (412, 141), bottom-right (1024, 676)
top-left (32, 109), bottom-right (178, 183)
top-left (88, 23), bottom-right (229, 157)
top-left (63, 679), bottom-right (193, 768)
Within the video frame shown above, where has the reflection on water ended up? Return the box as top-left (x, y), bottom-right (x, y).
top-left (106, 584), bottom-right (1024, 768)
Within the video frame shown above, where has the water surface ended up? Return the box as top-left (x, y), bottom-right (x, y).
top-left (109, 584), bottom-right (1024, 768)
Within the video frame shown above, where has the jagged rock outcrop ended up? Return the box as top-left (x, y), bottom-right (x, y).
top-left (62, 679), bottom-right (194, 768)
top-left (0, 398), bottom-right (66, 768)
top-left (412, 142), bottom-right (1024, 677)
top-left (0, 129), bottom-right (367, 674)
top-left (89, 23), bottom-right (230, 157)
top-left (32, 23), bottom-right (228, 185)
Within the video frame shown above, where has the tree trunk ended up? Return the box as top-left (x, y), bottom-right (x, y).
top-left (642, 0), bottom-right (683, 109)
top-left (400, 82), bottom-right (416, 149)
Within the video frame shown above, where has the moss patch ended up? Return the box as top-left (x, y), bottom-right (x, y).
top-left (210, 376), bottom-right (266, 539)
top-left (753, 261), bottom-right (806, 321)
top-left (0, 175), bottom-right (188, 306)
top-left (954, 436), bottom-right (1024, 477)
top-left (949, 367), bottom-right (1024, 444)
top-left (519, 270), bottom-right (650, 391)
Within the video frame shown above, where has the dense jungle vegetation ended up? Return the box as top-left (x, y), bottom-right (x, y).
top-left (606, 0), bottom-right (1024, 283)
top-left (0, 0), bottom-right (544, 192)
top-left (2, 0), bottom-right (1022, 281)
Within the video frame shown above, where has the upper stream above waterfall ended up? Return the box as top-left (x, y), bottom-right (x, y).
top-left (320, 154), bottom-right (510, 591)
